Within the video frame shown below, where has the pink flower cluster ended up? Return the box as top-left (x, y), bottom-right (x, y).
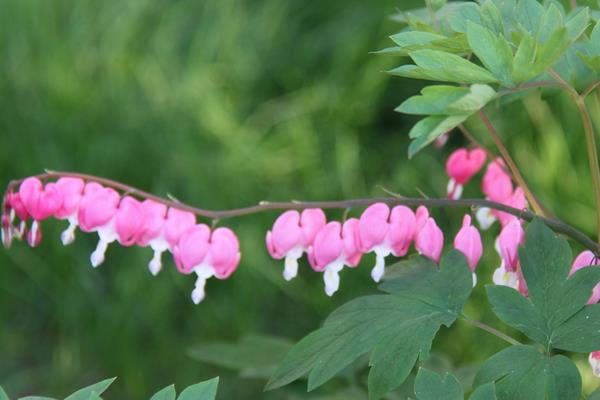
top-left (1, 177), bottom-right (241, 304)
top-left (266, 204), bottom-right (482, 295)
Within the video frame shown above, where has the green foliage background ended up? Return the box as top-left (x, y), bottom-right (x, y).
top-left (0, 0), bottom-right (599, 398)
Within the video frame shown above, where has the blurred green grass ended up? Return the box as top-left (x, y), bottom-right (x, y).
top-left (0, 0), bottom-right (599, 398)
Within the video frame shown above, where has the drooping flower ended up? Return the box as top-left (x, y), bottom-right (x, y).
top-left (164, 207), bottom-right (197, 250)
top-left (415, 207), bottom-right (444, 263)
top-left (54, 177), bottom-right (85, 245)
top-left (570, 250), bottom-right (600, 304)
top-left (453, 214), bottom-right (482, 286)
top-left (6, 190), bottom-right (30, 240)
top-left (308, 218), bottom-right (362, 296)
top-left (356, 203), bottom-right (391, 282)
top-left (492, 219), bottom-right (524, 290)
top-left (19, 177), bottom-right (63, 247)
top-left (115, 196), bottom-right (144, 246)
top-left (477, 158), bottom-right (513, 229)
top-left (493, 187), bottom-right (527, 227)
top-left (589, 351), bottom-right (600, 377)
top-left (389, 205), bottom-right (417, 258)
top-left (174, 225), bottom-right (241, 304)
top-left (78, 182), bottom-right (120, 267)
top-left (135, 200), bottom-right (169, 275)
top-left (446, 148), bottom-right (486, 199)
top-left (266, 209), bottom-right (326, 281)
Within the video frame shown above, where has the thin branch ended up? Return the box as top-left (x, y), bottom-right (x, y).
top-left (548, 69), bottom-right (600, 244)
top-left (4, 170), bottom-right (599, 255)
top-left (478, 110), bottom-right (546, 217)
top-left (582, 81), bottom-right (600, 98)
top-left (460, 315), bottom-right (522, 346)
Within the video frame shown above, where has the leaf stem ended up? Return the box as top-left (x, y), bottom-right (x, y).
top-left (460, 316), bottom-right (521, 346)
top-left (4, 171), bottom-right (600, 255)
top-left (548, 69), bottom-right (600, 244)
top-left (478, 110), bottom-right (546, 217)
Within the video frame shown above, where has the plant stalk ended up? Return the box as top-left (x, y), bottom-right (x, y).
top-left (460, 316), bottom-right (522, 346)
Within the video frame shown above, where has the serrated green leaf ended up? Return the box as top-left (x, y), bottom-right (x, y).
top-left (0, 387), bottom-right (8, 400)
top-left (565, 8), bottom-right (590, 41)
top-left (516, 0), bottom-right (544, 34)
top-left (177, 377), bottom-right (218, 400)
top-left (396, 86), bottom-right (470, 115)
top-left (466, 22), bottom-right (513, 83)
top-left (486, 219), bottom-right (600, 352)
top-left (537, 4), bottom-right (564, 43)
top-left (388, 65), bottom-right (442, 81)
top-left (448, 3), bottom-right (482, 33)
top-left (383, 255), bottom-right (437, 281)
top-left (480, 1), bottom-right (504, 35)
top-left (407, 115), bottom-right (468, 157)
top-left (536, 27), bottom-right (570, 69)
top-left (413, 368), bottom-right (463, 400)
top-left (187, 334), bottom-right (292, 379)
top-left (446, 84), bottom-right (496, 114)
top-left (64, 378), bottom-right (115, 400)
top-left (474, 345), bottom-right (581, 400)
top-left (512, 32), bottom-right (538, 83)
top-left (390, 31), bottom-right (446, 48)
top-left (149, 385), bottom-right (176, 400)
top-left (578, 53), bottom-right (600, 73)
top-left (409, 49), bottom-right (499, 84)
top-left (469, 382), bottom-right (496, 400)
top-left (266, 250), bottom-right (473, 400)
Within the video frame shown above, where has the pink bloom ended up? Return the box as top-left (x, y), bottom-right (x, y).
top-left (493, 187), bottom-right (527, 227)
top-left (357, 203), bottom-right (391, 282)
top-left (589, 351), bottom-right (600, 377)
top-left (477, 158), bottom-right (513, 229)
top-left (389, 206), bottom-right (417, 258)
top-left (415, 210), bottom-right (444, 263)
top-left (4, 191), bottom-right (30, 242)
top-left (1, 212), bottom-right (10, 248)
top-left (174, 225), bottom-right (240, 304)
top-left (135, 200), bottom-right (169, 275)
top-left (308, 218), bottom-right (362, 296)
top-left (164, 208), bottom-right (196, 250)
top-left (19, 177), bottom-right (63, 247)
top-left (78, 182), bottom-right (120, 267)
top-left (446, 148), bottom-right (486, 199)
top-left (54, 177), bottom-right (85, 245)
top-left (492, 220), bottom-right (524, 290)
top-left (115, 196), bottom-right (144, 247)
top-left (266, 209), bottom-right (326, 281)
top-left (453, 214), bottom-right (482, 285)
top-left (570, 250), bottom-right (600, 304)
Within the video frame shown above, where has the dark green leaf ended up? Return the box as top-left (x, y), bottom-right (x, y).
top-left (267, 250), bottom-right (473, 400)
top-left (383, 255), bottom-right (437, 281)
top-left (149, 385), bottom-right (176, 400)
top-left (407, 115), bottom-right (468, 157)
top-left (474, 345), bottom-right (581, 400)
top-left (64, 378), bottom-right (115, 400)
top-left (466, 22), bottom-right (513, 83)
top-left (590, 387), bottom-right (600, 400)
top-left (486, 219), bottom-right (600, 351)
top-left (413, 368), bottom-right (463, 400)
top-left (178, 377), bottom-right (218, 400)
top-left (469, 383), bottom-right (496, 400)
top-left (187, 334), bottom-right (293, 379)
top-left (18, 398), bottom-right (55, 400)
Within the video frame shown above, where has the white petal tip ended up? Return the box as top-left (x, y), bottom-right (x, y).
top-left (90, 253), bottom-right (104, 268)
top-left (61, 232), bottom-right (75, 246)
top-left (149, 261), bottom-right (162, 276)
top-left (191, 289), bottom-right (205, 304)
top-left (472, 273), bottom-right (477, 287)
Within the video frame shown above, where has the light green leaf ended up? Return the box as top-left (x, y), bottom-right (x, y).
top-left (266, 250), bottom-right (473, 400)
top-left (408, 115), bottom-right (468, 158)
top-left (448, 3), bottom-right (482, 33)
top-left (466, 21), bottom-right (513, 83)
top-left (409, 49), bottom-right (499, 83)
top-left (515, 0), bottom-right (544, 34)
top-left (187, 334), bottom-right (293, 379)
top-left (64, 378), bottom-right (116, 400)
top-left (512, 33), bottom-right (538, 83)
top-left (390, 31), bottom-right (446, 48)
top-left (474, 345), bottom-right (581, 400)
top-left (149, 385), bottom-right (176, 400)
top-left (590, 387), bottom-right (600, 400)
top-left (565, 7), bottom-right (590, 41)
top-left (445, 84), bottom-right (496, 114)
top-left (486, 219), bottom-right (600, 352)
top-left (536, 27), bottom-right (570, 70)
top-left (388, 65), bottom-right (443, 81)
top-left (413, 368), bottom-right (463, 400)
top-left (537, 4), bottom-right (564, 43)
top-left (18, 398), bottom-right (55, 400)
top-left (0, 387), bottom-right (8, 400)
top-left (480, 0), bottom-right (504, 35)
top-left (396, 86), bottom-right (470, 115)
top-left (177, 377), bottom-right (218, 400)
top-left (469, 383), bottom-right (496, 400)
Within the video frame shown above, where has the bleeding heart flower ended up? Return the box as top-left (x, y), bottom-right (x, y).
top-left (570, 250), bottom-right (600, 304)
top-left (54, 177), bottom-right (85, 245)
top-left (356, 203), bottom-right (392, 282)
top-left (415, 212), bottom-right (444, 263)
top-left (492, 219), bottom-right (524, 290)
top-left (19, 178), bottom-right (63, 247)
top-left (164, 208), bottom-right (196, 250)
top-left (266, 208), bottom-right (326, 281)
top-left (477, 158), bottom-right (513, 230)
top-left (115, 196), bottom-right (144, 247)
top-left (135, 200), bottom-right (169, 276)
top-left (453, 214), bottom-right (482, 286)
top-left (446, 148), bottom-right (486, 199)
top-left (589, 351), bottom-right (600, 377)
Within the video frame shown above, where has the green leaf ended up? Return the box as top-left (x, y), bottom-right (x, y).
top-left (409, 50), bottom-right (499, 84)
top-left (149, 385), bottom-right (176, 400)
top-left (177, 377), bottom-right (219, 400)
top-left (266, 250), bottom-right (473, 400)
top-left (64, 378), bottom-right (116, 400)
top-left (512, 32), bottom-right (538, 83)
top-left (590, 387), bottom-right (600, 400)
top-left (445, 84), bottom-right (496, 114)
top-left (383, 255), bottom-right (437, 281)
top-left (565, 8), bottom-right (590, 41)
top-left (515, 0), bottom-right (544, 34)
top-left (448, 3), bottom-right (482, 33)
top-left (0, 387), bottom-right (8, 400)
top-left (474, 345), bottom-right (581, 400)
top-left (18, 398), bottom-right (55, 400)
top-left (537, 4), bottom-right (564, 43)
top-left (187, 334), bottom-right (292, 379)
top-left (480, 0), bottom-right (504, 35)
top-left (486, 219), bottom-right (600, 352)
top-left (396, 86), bottom-right (470, 115)
top-left (469, 383), bottom-right (496, 400)
top-left (407, 115), bottom-right (468, 158)
top-left (413, 368), bottom-right (463, 400)
top-left (390, 31), bottom-right (447, 48)
top-left (466, 22), bottom-right (513, 83)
